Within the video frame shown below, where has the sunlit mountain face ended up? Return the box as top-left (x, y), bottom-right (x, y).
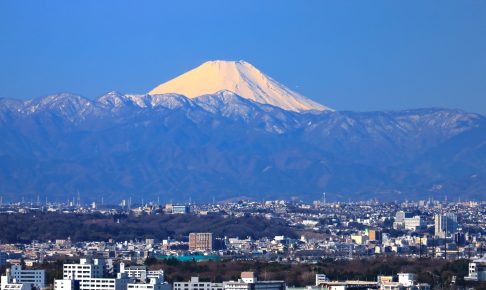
top-left (149, 60), bottom-right (331, 112)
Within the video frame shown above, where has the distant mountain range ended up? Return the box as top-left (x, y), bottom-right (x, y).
top-left (0, 61), bottom-right (484, 202)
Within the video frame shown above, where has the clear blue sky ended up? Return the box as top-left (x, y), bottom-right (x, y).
top-left (1, 1), bottom-right (485, 114)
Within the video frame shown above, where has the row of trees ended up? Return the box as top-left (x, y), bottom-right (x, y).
top-left (147, 257), bottom-right (477, 288)
top-left (0, 212), bottom-right (297, 242)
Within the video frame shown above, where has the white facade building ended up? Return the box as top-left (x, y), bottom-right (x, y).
top-left (127, 277), bottom-right (170, 290)
top-left (397, 273), bottom-right (415, 287)
top-left (77, 274), bottom-right (132, 290)
top-left (119, 264), bottom-right (147, 282)
top-left (63, 258), bottom-right (105, 280)
top-left (1, 265), bottom-right (45, 289)
top-left (403, 216), bottom-right (424, 231)
top-left (223, 272), bottom-right (285, 290)
top-left (119, 263), bottom-right (164, 283)
top-left (464, 256), bottom-right (486, 281)
top-left (54, 279), bottom-right (77, 290)
top-left (56, 259), bottom-right (133, 290)
top-left (315, 274), bottom-right (329, 286)
top-left (173, 277), bottom-right (222, 290)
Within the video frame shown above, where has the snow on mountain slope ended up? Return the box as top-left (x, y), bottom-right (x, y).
top-left (149, 60), bottom-right (332, 112)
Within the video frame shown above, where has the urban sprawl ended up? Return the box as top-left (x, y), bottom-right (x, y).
top-left (0, 198), bottom-right (485, 290)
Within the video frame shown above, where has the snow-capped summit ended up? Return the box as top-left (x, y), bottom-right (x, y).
top-left (149, 60), bottom-right (332, 112)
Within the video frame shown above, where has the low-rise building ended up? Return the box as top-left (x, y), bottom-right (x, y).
top-left (223, 272), bottom-right (285, 290)
top-left (1, 265), bottom-right (45, 289)
top-left (464, 256), bottom-right (486, 281)
top-left (173, 277), bottom-right (222, 290)
top-left (63, 258), bottom-right (105, 279)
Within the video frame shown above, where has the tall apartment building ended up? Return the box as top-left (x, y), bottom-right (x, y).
top-left (57, 258), bottom-right (133, 290)
top-left (368, 230), bottom-right (382, 242)
top-left (404, 216), bottom-right (424, 231)
top-left (63, 258), bottom-right (105, 280)
top-left (55, 258), bottom-right (169, 290)
top-left (1, 265), bottom-right (45, 289)
top-left (434, 213), bottom-right (458, 237)
top-left (189, 233), bottom-right (213, 251)
top-left (393, 211), bottom-right (424, 231)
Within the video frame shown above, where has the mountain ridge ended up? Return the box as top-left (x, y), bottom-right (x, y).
top-left (0, 60), bottom-right (484, 202)
top-left (0, 91), bottom-right (484, 202)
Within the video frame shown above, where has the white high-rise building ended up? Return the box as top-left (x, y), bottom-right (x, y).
top-left (78, 273), bottom-right (132, 290)
top-left (63, 258), bottom-right (105, 280)
top-left (55, 259), bottom-right (169, 290)
top-left (434, 213), bottom-right (458, 237)
top-left (404, 216), bottom-right (424, 231)
top-left (1, 265), bottom-right (45, 289)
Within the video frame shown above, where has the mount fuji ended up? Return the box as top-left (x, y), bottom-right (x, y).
top-left (149, 60), bottom-right (331, 112)
top-left (0, 60), bottom-right (485, 202)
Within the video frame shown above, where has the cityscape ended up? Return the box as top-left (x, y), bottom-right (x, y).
top-left (0, 198), bottom-right (484, 289)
